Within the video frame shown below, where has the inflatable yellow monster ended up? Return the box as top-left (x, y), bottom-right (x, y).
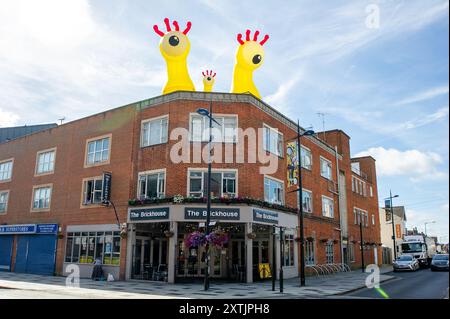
top-left (231, 30), bottom-right (269, 99)
top-left (153, 18), bottom-right (195, 94)
top-left (202, 70), bottom-right (216, 92)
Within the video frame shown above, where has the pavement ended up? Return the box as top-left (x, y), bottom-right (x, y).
top-left (345, 268), bottom-right (449, 299)
top-left (0, 266), bottom-right (394, 299)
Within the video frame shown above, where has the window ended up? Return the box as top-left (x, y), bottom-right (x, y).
top-left (305, 241), bottom-right (315, 265)
top-left (36, 149), bottom-right (56, 174)
top-left (82, 177), bottom-right (103, 205)
top-left (138, 171), bottom-right (165, 199)
top-left (283, 234), bottom-right (295, 266)
top-left (32, 186), bottom-right (52, 210)
top-left (190, 114), bottom-right (237, 143)
top-left (264, 177), bottom-right (284, 205)
top-left (372, 214), bottom-right (375, 225)
top-left (369, 186), bottom-right (373, 197)
top-left (354, 208), bottom-right (368, 227)
top-left (0, 191), bottom-right (8, 213)
top-left (0, 160), bottom-right (13, 181)
top-left (326, 242), bottom-right (334, 264)
top-left (301, 146), bottom-right (312, 170)
top-left (263, 124), bottom-right (283, 156)
top-left (322, 196), bottom-right (334, 218)
top-left (188, 170), bottom-right (236, 198)
top-left (141, 116), bottom-right (168, 147)
top-left (86, 136), bottom-right (110, 165)
top-left (320, 157), bottom-right (332, 180)
top-left (301, 189), bottom-right (313, 213)
top-left (65, 231), bottom-right (121, 265)
top-left (348, 243), bottom-right (355, 262)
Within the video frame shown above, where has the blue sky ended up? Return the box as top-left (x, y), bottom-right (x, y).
top-left (0, 0), bottom-right (448, 241)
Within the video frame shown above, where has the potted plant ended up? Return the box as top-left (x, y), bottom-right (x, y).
top-left (246, 232), bottom-right (257, 239)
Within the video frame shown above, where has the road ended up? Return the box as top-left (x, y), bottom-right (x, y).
top-left (346, 268), bottom-right (449, 299)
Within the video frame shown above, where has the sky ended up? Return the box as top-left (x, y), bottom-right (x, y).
top-left (0, 0), bottom-right (448, 242)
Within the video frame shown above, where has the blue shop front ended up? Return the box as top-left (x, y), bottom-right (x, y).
top-left (0, 223), bottom-right (59, 275)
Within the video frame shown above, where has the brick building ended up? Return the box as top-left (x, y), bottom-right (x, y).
top-left (0, 91), bottom-right (381, 283)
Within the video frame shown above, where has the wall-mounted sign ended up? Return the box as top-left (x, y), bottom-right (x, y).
top-left (395, 224), bottom-right (402, 239)
top-left (36, 224), bottom-right (58, 234)
top-left (0, 224), bottom-right (37, 234)
top-left (129, 207), bottom-right (170, 221)
top-left (253, 209), bottom-right (278, 224)
top-left (184, 207), bottom-right (240, 220)
top-left (102, 172), bottom-right (112, 204)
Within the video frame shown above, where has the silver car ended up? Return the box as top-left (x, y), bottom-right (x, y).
top-left (430, 254), bottom-right (449, 271)
top-left (393, 255), bottom-right (420, 272)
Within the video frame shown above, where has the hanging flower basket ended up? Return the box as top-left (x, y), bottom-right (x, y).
top-left (333, 239), bottom-right (339, 244)
top-left (320, 238), bottom-right (328, 243)
top-left (294, 237), bottom-right (302, 242)
top-left (306, 236), bottom-right (314, 242)
top-left (206, 230), bottom-right (229, 249)
top-left (120, 229), bottom-right (127, 239)
top-left (57, 232), bottom-right (64, 239)
top-left (173, 194), bottom-right (184, 204)
top-left (184, 231), bottom-right (206, 248)
top-left (246, 232), bottom-right (257, 240)
top-left (164, 230), bottom-right (174, 238)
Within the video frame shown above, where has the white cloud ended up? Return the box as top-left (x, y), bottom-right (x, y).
top-left (395, 86), bottom-right (449, 106)
top-left (264, 74), bottom-right (302, 108)
top-left (398, 106), bottom-right (449, 130)
top-left (0, 108), bottom-right (19, 127)
top-left (355, 147), bottom-right (447, 182)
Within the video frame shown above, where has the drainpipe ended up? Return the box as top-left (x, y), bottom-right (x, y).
top-left (335, 146), bottom-right (344, 265)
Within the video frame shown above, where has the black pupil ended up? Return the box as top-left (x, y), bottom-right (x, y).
top-left (207, 77), bottom-right (211, 81)
top-left (169, 35), bottom-right (179, 46)
top-left (252, 54), bottom-right (262, 64)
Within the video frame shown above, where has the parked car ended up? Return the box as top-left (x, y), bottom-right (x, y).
top-left (393, 255), bottom-right (420, 272)
top-left (430, 254), bottom-right (449, 271)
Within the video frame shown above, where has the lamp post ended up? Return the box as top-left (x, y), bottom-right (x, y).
top-left (359, 216), bottom-right (365, 272)
top-left (196, 102), bottom-right (220, 291)
top-left (289, 122), bottom-right (314, 287)
top-left (424, 221), bottom-right (435, 237)
top-left (385, 191), bottom-right (399, 261)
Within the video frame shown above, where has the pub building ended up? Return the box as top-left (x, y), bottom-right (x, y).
top-left (0, 91), bottom-right (382, 283)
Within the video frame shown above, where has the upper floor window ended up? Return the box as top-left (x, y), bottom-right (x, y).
top-left (188, 170), bottom-right (237, 198)
top-left (320, 157), bottom-right (332, 180)
top-left (86, 136), bottom-right (110, 166)
top-left (141, 116), bottom-right (168, 147)
top-left (369, 186), bottom-right (374, 197)
top-left (82, 177), bottom-right (103, 205)
top-left (0, 159), bottom-right (13, 182)
top-left (322, 196), bottom-right (334, 218)
top-left (36, 149), bottom-right (56, 175)
top-left (354, 208), bottom-right (368, 227)
top-left (190, 114), bottom-right (237, 143)
top-left (301, 189), bottom-right (313, 213)
top-left (0, 191), bottom-right (9, 214)
top-left (264, 176), bottom-right (284, 205)
top-left (301, 146), bottom-right (312, 170)
top-left (263, 124), bottom-right (283, 157)
top-left (32, 185), bottom-right (52, 210)
top-left (138, 170), bottom-right (165, 199)
top-left (372, 214), bottom-right (376, 225)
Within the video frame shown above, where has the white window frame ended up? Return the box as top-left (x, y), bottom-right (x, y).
top-left (305, 240), bottom-right (315, 265)
top-left (31, 184), bottom-right (52, 211)
top-left (0, 158), bottom-right (13, 182)
top-left (264, 175), bottom-right (285, 205)
top-left (137, 169), bottom-right (166, 199)
top-left (354, 207), bottom-right (368, 227)
top-left (283, 234), bottom-right (295, 267)
top-left (320, 156), bottom-right (332, 180)
top-left (0, 190), bottom-right (9, 214)
top-left (189, 113), bottom-right (238, 143)
top-left (300, 145), bottom-right (312, 170)
top-left (348, 242), bottom-right (355, 263)
top-left (35, 148), bottom-right (56, 176)
top-left (81, 177), bottom-right (103, 206)
top-left (85, 134), bottom-right (112, 167)
top-left (263, 124), bottom-right (283, 157)
top-left (300, 189), bottom-right (313, 213)
top-left (369, 186), bottom-right (374, 197)
top-left (141, 115), bottom-right (169, 147)
top-left (321, 195), bottom-right (334, 218)
top-left (372, 213), bottom-right (375, 226)
top-left (326, 242), bottom-right (334, 264)
top-left (187, 168), bottom-right (238, 198)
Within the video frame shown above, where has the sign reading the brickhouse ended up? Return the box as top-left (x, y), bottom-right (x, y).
top-left (184, 207), bottom-right (240, 220)
top-left (253, 209), bottom-right (279, 224)
top-left (102, 172), bottom-right (112, 205)
top-left (129, 207), bottom-right (170, 221)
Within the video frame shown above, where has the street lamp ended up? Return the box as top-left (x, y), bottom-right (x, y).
top-left (385, 191), bottom-right (399, 260)
top-left (290, 121), bottom-right (314, 287)
top-left (424, 221), bottom-right (435, 236)
top-left (196, 102), bottom-right (221, 291)
top-left (359, 214), bottom-right (365, 272)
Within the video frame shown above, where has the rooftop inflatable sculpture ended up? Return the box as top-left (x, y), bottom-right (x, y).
top-left (152, 19), bottom-right (269, 98)
top-left (153, 18), bottom-right (195, 94)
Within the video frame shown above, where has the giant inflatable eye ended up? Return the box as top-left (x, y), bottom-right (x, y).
top-left (169, 35), bottom-right (179, 46)
top-left (252, 54), bottom-right (262, 64)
